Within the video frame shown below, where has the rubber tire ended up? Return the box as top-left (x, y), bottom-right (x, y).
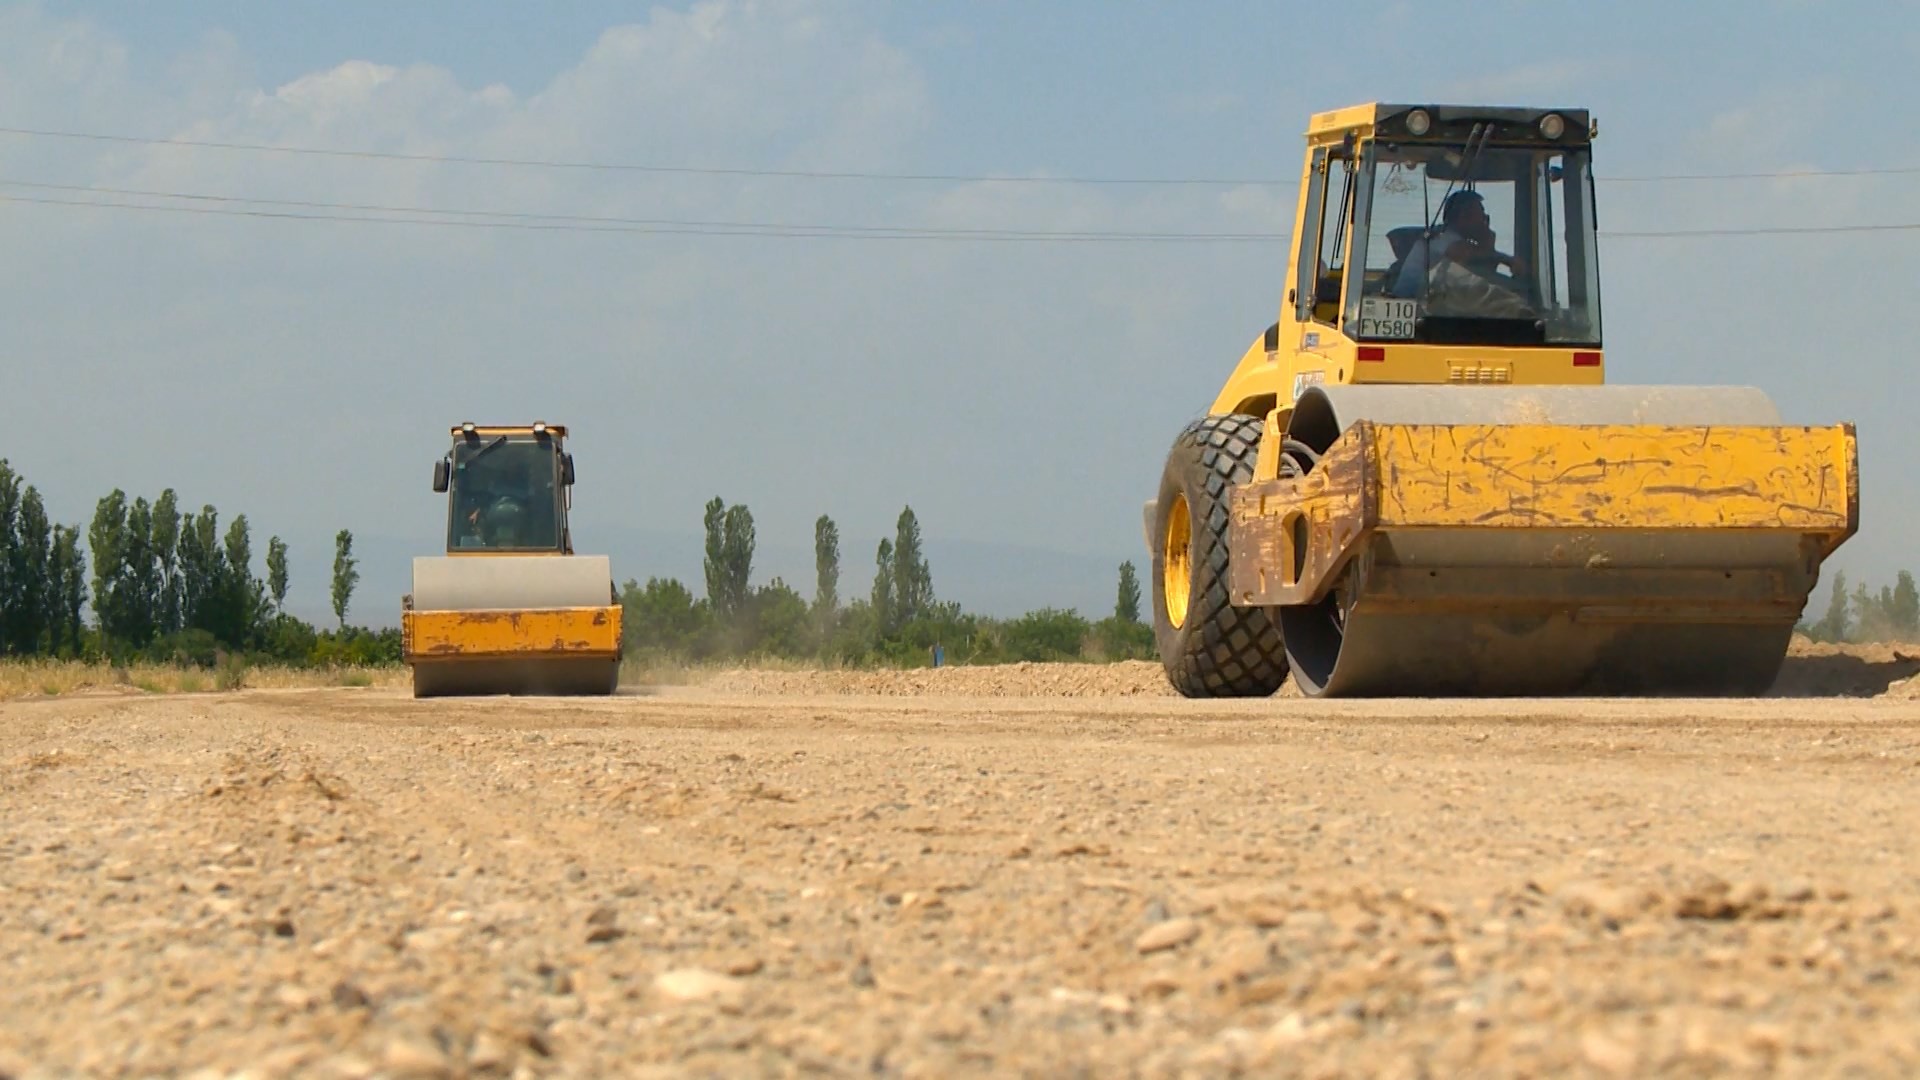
top-left (1151, 413), bottom-right (1288, 697)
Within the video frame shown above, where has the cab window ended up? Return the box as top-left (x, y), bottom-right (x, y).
top-left (1310, 153), bottom-right (1356, 326)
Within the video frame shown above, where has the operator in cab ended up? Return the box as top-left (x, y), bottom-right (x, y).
top-left (1391, 189), bottom-right (1528, 297)
top-left (452, 450), bottom-right (541, 549)
top-left (1391, 189), bottom-right (1533, 318)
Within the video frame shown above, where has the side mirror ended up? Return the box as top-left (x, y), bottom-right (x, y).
top-left (432, 459), bottom-right (450, 493)
top-left (562, 453), bottom-right (576, 486)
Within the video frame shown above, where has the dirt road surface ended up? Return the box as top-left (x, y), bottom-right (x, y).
top-left (6, 649), bottom-right (1920, 1078)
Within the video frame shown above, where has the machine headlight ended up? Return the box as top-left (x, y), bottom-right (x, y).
top-left (1539, 113), bottom-right (1566, 139)
top-left (1405, 108), bottom-right (1432, 136)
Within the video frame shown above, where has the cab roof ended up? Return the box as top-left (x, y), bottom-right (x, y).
top-left (449, 423), bottom-right (568, 439)
top-left (1306, 102), bottom-right (1591, 143)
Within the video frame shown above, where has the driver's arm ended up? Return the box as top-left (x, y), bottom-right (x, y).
top-left (1445, 236), bottom-right (1527, 275)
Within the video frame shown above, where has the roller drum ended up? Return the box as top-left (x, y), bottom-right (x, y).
top-left (408, 555), bottom-right (619, 698)
top-left (1277, 384), bottom-right (1828, 697)
top-left (411, 555), bottom-right (614, 610)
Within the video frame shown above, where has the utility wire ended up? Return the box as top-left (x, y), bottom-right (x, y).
top-left (4, 124), bottom-right (1918, 187)
top-left (1604, 166), bottom-right (1920, 182)
top-left (0, 126), bottom-right (1278, 186)
top-left (1603, 222), bottom-right (1920, 238)
top-left (0, 192), bottom-right (1285, 242)
top-left (0, 179), bottom-right (1278, 239)
top-left (6, 186), bottom-right (1915, 242)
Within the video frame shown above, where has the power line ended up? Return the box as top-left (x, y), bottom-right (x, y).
top-left (0, 191), bottom-right (1285, 242)
top-left (5, 123), bottom-right (1917, 187)
top-left (1604, 166), bottom-right (1920, 182)
top-left (6, 186), bottom-right (1916, 243)
top-left (5, 178), bottom-right (1917, 243)
top-left (0, 179), bottom-right (1280, 239)
top-left (1603, 222), bottom-right (1920, 238)
top-left (0, 126), bottom-right (1281, 187)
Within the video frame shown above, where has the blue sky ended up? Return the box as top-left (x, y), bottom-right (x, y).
top-left (2, 0), bottom-right (1917, 625)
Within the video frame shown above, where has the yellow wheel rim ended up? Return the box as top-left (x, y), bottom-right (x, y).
top-left (1163, 492), bottom-right (1192, 630)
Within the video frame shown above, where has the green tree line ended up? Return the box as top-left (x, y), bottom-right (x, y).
top-left (1799, 569), bottom-right (1920, 644)
top-left (16, 456), bottom-right (1911, 673)
top-left (625, 496), bottom-right (1920, 667)
top-left (0, 459), bottom-right (396, 667)
top-left (620, 496), bottom-right (1156, 667)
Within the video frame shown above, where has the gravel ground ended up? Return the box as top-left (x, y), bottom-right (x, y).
top-left (5, 648), bottom-right (1920, 1077)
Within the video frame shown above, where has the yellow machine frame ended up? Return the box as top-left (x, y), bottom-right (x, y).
top-left (401, 422), bottom-right (623, 693)
top-left (1215, 103), bottom-right (1606, 473)
top-left (1149, 102), bottom-right (1860, 698)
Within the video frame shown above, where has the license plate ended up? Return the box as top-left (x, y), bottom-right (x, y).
top-left (1360, 297), bottom-right (1419, 340)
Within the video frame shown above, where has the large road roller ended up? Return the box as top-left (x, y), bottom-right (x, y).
top-left (402, 422), bottom-right (622, 697)
top-left (1146, 103), bottom-right (1858, 697)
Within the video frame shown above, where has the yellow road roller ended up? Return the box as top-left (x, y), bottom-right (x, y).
top-left (402, 422), bottom-right (622, 697)
top-left (1147, 103), bottom-right (1858, 697)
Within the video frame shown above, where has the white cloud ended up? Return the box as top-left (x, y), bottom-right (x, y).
top-left (0, 0), bottom-right (1202, 624)
top-left (271, 60), bottom-right (400, 112)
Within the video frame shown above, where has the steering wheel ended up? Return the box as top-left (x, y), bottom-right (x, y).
top-left (1429, 260), bottom-right (1536, 319)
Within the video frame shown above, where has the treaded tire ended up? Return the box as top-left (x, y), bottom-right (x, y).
top-left (1151, 413), bottom-right (1288, 697)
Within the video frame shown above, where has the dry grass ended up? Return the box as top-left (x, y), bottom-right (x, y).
top-left (0, 660), bottom-right (408, 699)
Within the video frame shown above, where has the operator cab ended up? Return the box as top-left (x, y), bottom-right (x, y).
top-left (430, 423), bottom-right (576, 554)
top-left (1302, 106), bottom-right (1602, 349)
